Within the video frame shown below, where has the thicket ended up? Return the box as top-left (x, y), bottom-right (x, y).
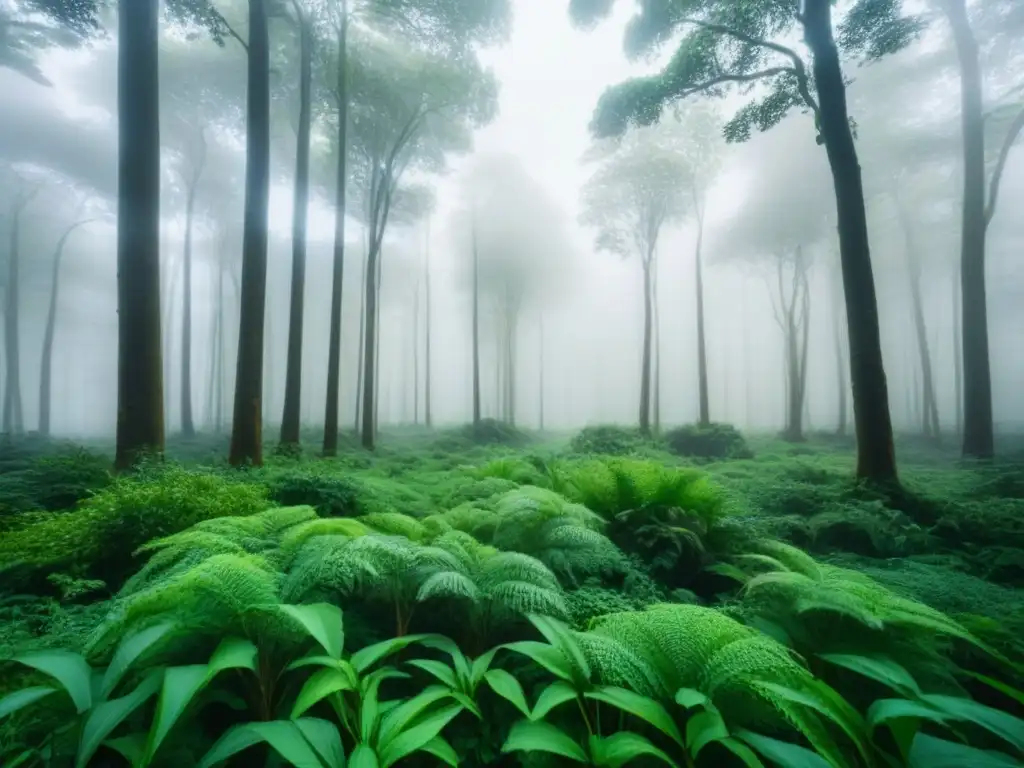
top-left (0, 429), bottom-right (1021, 766)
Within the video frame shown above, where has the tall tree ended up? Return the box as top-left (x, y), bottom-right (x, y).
top-left (471, 208), bottom-right (481, 427)
top-left (40, 212), bottom-right (93, 436)
top-left (423, 217), bottom-right (433, 428)
top-left (2, 178), bottom-right (37, 435)
top-left (229, 0), bottom-right (271, 466)
top-left (570, 0), bottom-right (922, 482)
top-left (178, 127), bottom-right (206, 438)
top-left (580, 120), bottom-right (692, 436)
top-left (280, 0), bottom-right (314, 450)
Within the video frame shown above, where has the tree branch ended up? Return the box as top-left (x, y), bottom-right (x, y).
top-left (675, 67), bottom-right (794, 99)
top-left (985, 103), bottom-right (1024, 226)
top-left (209, 4), bottom-right (249, 53)
top-left (679, 16), bottom-right (819, 116)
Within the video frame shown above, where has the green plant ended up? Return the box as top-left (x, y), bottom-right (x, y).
top-left (570, 425), bottom-right (648, 456)
top-left (663, 423), bottom-right (753, 461)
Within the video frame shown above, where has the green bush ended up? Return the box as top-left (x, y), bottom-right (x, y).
top-left (663, 422), bottom-right (753, 460)
top-left (0, 448), bottom-right (110, 519)
top-left (569, 424), bottom-right (646, 455)
top-left (0, 465), bottom-right (269, 592)
top-left (263, 466), bottom-right (362, 517)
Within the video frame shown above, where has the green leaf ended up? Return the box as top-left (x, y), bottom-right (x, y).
top-left (450, 690), bottom-right (482, 719)
top-left (0, 686), bottom-right (58, 721)
top-left (405, 659), bottom-right (458, 689)
top-left (377, 685), bottom-right (455, 748)
top-left (704, 563), bottom-right (751, 584)
top-left (379, 701), bottom-right (464, 767)
top-left (197, 723), bottom-right (266, 767)
top-left (13, 650), bottom-right (93, 713)
top-left (351, 634), bottom-right (431, 674)
top-left (421, 735), bottom-right (459, 766)
top-left (101, 622), bottom-right (175, 699)
top-left (295, 718), bottom-right (346, 768)
top-left (907, 733), bottom-right (1021, 768)
top-left (720, 737), bottom-right (767, 767)
top-left (686, 709), bottom-right (729, 759)
top-left (527, 615), bottom-right (591, 682)
top-left (288, 654), bottom-right (351, 673)
top-left (349, 743), bottom-right (380, 768)
top-left (77, 670), bottom-right (162, 768)
top-left (501, 719), bottom-right (588, 762)
top-left (245, 721), bottom-right (327, 768)
top-left (292, 668), bottom-right (358, 720)
top-left (470, 647), bottom-right (499, 686)
top-left (501, 641), bottom-right (573, 682)
top-left (484, 668), bottom-right (532, 717)
top-left (282, 604), bottom-right (345, 660)
top-left (818, 654), bottom-right (921, 698)
top-left (587, 685), bottom-right (684, 748)
top-left (961, 672), bottom-right (1024, 708)
top-left (735, 730), bottom-right (832, 768)
top-left (104, 733), bottom-right (147, 764)
top-left (675, 688), bottom-right (712, 711)
top-left (867, 698), bottom-right (945, 731)
top-left (532, 680), bottom-right (579, 721)
top-left (590, 731), bottom-right (680, 767)
top-left (144, 638), bottom-right (258, 764)
top-left (920, 693), bottom-right (1024, 753)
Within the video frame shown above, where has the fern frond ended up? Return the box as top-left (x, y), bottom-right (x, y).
top-left (417, 571), bottom-right (480, 602)
top-left (487, 581), bottom-right (568, 618)
top-left (478, 551), bottom-right (561, 592)
top-left (360, 512), bottom-right (429, 541)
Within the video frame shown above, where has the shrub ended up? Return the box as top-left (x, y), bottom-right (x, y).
top-left (569, 424), bottom-right (646, 456)
top-left (0, 465), bottom-right (270, 592)
top-left (0, 448), bottom-right (110, 519)
top-left (463, 418), bottom-right (529, 446)
top-left (663, 422), bottom-right (753, 460)
top-left (263, 466), bottom-right (362, 517)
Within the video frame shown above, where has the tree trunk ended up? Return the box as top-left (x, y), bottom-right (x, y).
top-left (4, 196), bottom-right (27, 435)
top-left (115, 0), bottom-right (164, 469)
top-left (944, 1), bottom-right (993, 459)
top-left (952, 269), bottom-right (962, 436)
top-left (162, 244), bottom-right (179, 431)
top-left (281, 1), bottom-right (313, 450)
top-left (639, 254), bottom-right (654, 436)
top-left (652, 257), bottom-right (661, 435)
top-left (372, 243), bottom-right (383, 435)
top-left (354, 243), bottom-right (366, 433)
top-left (471, 212), bottom-right (481, 426)
top-left (39, 219), bottom-right (91, 436)
top-left (229, 0), bottom-right (271, 467)
top-left (180, 131), bottom-right (206, 439)
top-left (323, 6), bottom-right (350, 455)
top-left (538, 313), bottom-right (545, 431)
top-left (205, 262), bottom-right (220, 429)
top-left (360, 240), bottom-right (380, 449)
top-left (830, 261), bottom-right (847, 436)
top-left (694, 219), bottom-right (710, 428)
top-left (424, 220), bottom-right (432, 428)
top-left (413, 282), bottom-right (420, 425)
top-left (803, 0), bottom-right (897, 482)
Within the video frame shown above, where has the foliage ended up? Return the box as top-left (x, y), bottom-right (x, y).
top-left (664, 423), bottom-right (754, 461)
top-left (0, 444), bottom-right (110, 521)
top-left (570, 425), bottom-right (649, 456)
top-left (0, 465), bottom-right (269, 592)
top-left (570, 0), bottom-right (924, 142)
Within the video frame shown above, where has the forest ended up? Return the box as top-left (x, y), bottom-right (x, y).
top-left (0, 0), bottom-right (1022, 765)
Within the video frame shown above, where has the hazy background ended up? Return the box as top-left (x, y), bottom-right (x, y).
top-left (0, 0), bottom-right (1021, 438)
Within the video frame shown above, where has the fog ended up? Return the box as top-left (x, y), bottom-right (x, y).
top-left (0, 0), bottom-right (1021, 447)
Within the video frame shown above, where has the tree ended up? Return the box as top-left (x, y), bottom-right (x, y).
top-left (279, 0), bottom-right (315, 450)
top-left (2, 174), bottom-right (38, 435)
top-left (580, 119), bottom-right (693, 436)
top-left (4, 1), bottom-right (98, 86)
top-left (348, 29), bottom-right (498, 449)
top-left (40, 208), bottom-right (94, 437)
top-left (570, 0), bottom-right (922, 482)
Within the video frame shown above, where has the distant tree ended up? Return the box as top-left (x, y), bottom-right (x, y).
top-left (580, 119), bottom-right (693, 436)
top-left (347, 31), bottom-right (498, 449)
top-left (1, 174), bottom-right (38, 435)
top-left (569, 0), bottom-right (923, 482)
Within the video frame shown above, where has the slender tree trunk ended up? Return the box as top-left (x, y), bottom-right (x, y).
top-left (205, 263), bottom-right (221, 430)
top-left (39, 219), bottom-right (91, 436)
top-left (115, 0), bottom-right (163, 469)
top-left (944, 1), bottom-right (993, 459)
top-left (323, 5), bottom-right (350, 455)
top-left (424, 220), bottom-right (432, 428)
top-left (694, 204), bottom-right (710, 427)
top-left (506, 299), bottom-right (517, 427)
top-left (652, 258), bottom-right (661, 435)
top-left (229, 0), bottom-right (271, 467)
top-left (162, 244), bottom-right (179, 431)
top-left (639, 253), bottom-right (654, 436)
top-left (897, 203), bottom-right (941, 440)
top-left (471, 212), bottom-right (481, 426)
top-left (4, 196), bottom-right (28, 435)
top-left (361, 240), bottom-right (380, 448)
top-left (830, 261), bottom-right (847, 436)
top-left (538, 313), bottom-right (545, 431)
top-left (354, 245), bottom-right (366, 433)
top-left (180, 131), bottom-right (206, 439)
top-left (797, 266), bottom-right (810, 439)
top-left (413, 283), bottom-right (420, 425)
top-left (952, 269), bottom-right (963, 436)
top-left (281, 1), bottom-right (313, 449)
top-left (803, 0), bottom-right (897, 482)
top-left (372, 243), bottom-right (383, 435)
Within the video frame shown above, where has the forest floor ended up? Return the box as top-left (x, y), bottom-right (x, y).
top-left (0, 421), bottom-right (1022, 764)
